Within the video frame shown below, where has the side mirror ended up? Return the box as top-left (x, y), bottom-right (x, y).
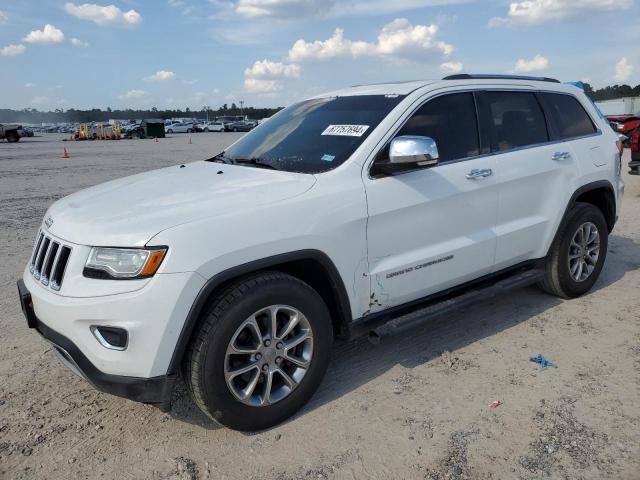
top-left (389, 135), bottom-right (439, 167)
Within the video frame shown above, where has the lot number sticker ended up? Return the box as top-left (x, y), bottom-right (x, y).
top-left (321, 125), bottom-right (369, 137)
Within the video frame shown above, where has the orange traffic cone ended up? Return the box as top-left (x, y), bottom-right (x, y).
top-left (62, 147), bottom-right (69, 158)
top-left (188, 136), bottom-right (192, 145)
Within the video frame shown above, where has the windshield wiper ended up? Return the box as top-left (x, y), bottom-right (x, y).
top-left (232, 158), bottom-right (279, 170)
top-left (205, 152), bottom-right (233, 164)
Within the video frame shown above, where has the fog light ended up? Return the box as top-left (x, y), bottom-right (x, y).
top-left (91, 326), bottom-right (128, 351)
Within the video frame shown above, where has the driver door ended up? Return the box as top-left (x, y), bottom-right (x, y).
top-left (363, 92), bottom-right (498, 311)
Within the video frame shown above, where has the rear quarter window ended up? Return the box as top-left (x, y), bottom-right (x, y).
top-left (537, 92), bottom-right (597, 140)
top-left (480, 91), bottom-right (549, 152)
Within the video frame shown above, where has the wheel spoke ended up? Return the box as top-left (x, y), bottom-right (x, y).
top-left (226, 362), bottom-right (259, 380)
top-left (261, 370), bottom-right (274, 406)
top-left (279, 312), bottom-right (301, 339)
top-left (284, 330), bottom-right (311, 350)
top-left (576, 261), bottom-right (584, 280)
top-left (284, 352), bottom-right (310, 368)
top-left (269, 306), bottom-right (279, 340)
top-left (240, 368), bottom-right (261, 399)
top-left (276, 368), bottom-right (297, 389)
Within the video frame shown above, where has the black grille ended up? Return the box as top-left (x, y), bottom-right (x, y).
top-left (29, 231), bottom-right (72, 291)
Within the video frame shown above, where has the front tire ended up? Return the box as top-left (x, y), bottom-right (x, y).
top-left (539, 202), bottom-right (608, 299)
top-left (185, 272), bottom-right (332, 431)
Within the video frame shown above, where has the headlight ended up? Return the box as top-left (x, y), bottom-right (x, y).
top-left (84, 247), bottom-right (167, 279)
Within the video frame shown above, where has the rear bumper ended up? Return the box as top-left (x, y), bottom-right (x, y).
top-left (18, 279), bottom-right (175, 404)
top-left (630, 154), bottom-right (640, 175)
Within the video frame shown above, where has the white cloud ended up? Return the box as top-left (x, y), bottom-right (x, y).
top-left (168, 0), bottom-right (186, 6)
top-left (0, 44), bottom-right (26, 56)
top-left (31, 96), bottom-right (49, 106)
top-left (144, 70), bottom-right (176, 82)
top-left (23, 24), bottom-right (65, 44)
top-left (25, 82), bottom-right (36, 87)
top-left (244, 78), bottom-right (282, 93)
top-left (119, 89), bottom-right (147, 99)
top-left (440, 61), bottom-right (463, 73)
top-left (64, 3), bottom-right (142, 27)
top-left (71, 37), bottom-right (89, 47)
top-left (232, 0), bottom-right (472, 19)
top-left (236, 0), bottom-right (335, 19)
top-left (489, 0), bottom-right (634, 27)
top-left (614, 57), bottom-right (633, 82)
top-left (244, 60), bottom-right (301, 78)
top-left (514, 54), bottom-right (549, 73)
top-left (288, 18), bottom-right (453, 63)
top-left (0, 10), bottom-right (8, 24)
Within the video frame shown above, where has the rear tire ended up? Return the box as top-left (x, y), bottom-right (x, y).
top-left (6, 131), bottom-right (20, 142)
top-left (185, 272), bottom-right (332, 431)
top-left (539, 202), bottom-right (608, 299)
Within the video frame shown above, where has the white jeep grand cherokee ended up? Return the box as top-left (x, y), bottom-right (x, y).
top-left (18, 75), bottom-right (625, 431)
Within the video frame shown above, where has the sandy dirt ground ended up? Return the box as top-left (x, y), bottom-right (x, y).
top-left (1, 134), bottom-right (639, 480)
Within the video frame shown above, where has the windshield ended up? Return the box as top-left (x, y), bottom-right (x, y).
top-left (219, 95), bottom-right (404, 173)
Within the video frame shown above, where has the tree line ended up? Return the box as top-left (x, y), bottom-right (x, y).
top-left (583, 83), bottom-right (640, 101)
top-left (0, 104), bottom-right (283, 124)
top-left (2, 83), bottom-right (640, 123)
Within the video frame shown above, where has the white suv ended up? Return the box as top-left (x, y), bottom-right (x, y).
top-left (18, 75), bottom-right (625, 431)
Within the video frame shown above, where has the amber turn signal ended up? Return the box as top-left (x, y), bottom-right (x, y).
top-left (141, 249), bottom-right (167, 276)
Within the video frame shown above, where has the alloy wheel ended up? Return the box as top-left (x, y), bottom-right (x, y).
top-left (224, 305), bottom-right (314, 407)
top-left (568, 221), bottom-right (600, 282)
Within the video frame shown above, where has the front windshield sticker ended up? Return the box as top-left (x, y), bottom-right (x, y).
top-left (321, 124), bottom-right (369, 137)
top-left (321, 154), bottom-right (336, 162)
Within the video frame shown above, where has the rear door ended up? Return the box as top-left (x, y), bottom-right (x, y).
top-left (477, 90), bottom-right (581, 270)
top-left (364, 92), bottom-right (498, 310)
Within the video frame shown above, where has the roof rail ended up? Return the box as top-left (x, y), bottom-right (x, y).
top-left (443, 74), bottom-right (560, 83)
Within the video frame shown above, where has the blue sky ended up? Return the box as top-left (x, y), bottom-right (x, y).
top-left (1, 0), bottom-right (638, 110)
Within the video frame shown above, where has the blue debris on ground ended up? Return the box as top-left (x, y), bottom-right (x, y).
top-left (530, 354), bottom-right (558, 369)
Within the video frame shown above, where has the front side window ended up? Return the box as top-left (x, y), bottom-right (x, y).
top-left (395, 92), bottom-right (480, 162)
top-left (538, 92), bottom-right (597, 140)
top-left (482, 91), bottom-right (548, 152)
top-left (218, 95), bottom-right (404, 173)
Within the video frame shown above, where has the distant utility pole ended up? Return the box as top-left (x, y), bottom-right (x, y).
top-left (203, 105), bottom-right (210, 122)
top-left (239, 100), bottom-right (244, 119)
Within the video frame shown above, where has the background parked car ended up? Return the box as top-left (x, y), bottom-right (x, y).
top-left (607, 114), bottom-right (640, 145)
top-left (166, 122), bottom-right (195, 133)
top-left (630, 128), bottom-right (639, 175)
top-left (196, 121), bottom-right (224, 132)
top-left (224, 120), bottom-right (254, 132)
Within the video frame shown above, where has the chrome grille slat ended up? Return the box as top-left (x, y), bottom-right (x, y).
top-left (33, 237), bottom-right (50, 280)
top-left (29, 232), bottom-right (72, 291)
top-left (30, 232), bottom-right (45, 274)
top-left (41, 242), bottom-right (60, 286)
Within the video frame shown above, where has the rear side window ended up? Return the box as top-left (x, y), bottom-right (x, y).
top-left (396, 92), bottom-right (480, 162)
top-left (537, 92), bottom-right (597, 140)
top-left (481, 91), bottom-right (548, 152)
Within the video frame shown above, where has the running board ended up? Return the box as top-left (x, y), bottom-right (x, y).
top-left (367, 269), bottom-right (544, 344)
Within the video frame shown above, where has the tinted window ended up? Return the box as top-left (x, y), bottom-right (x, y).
top-left (220, 95), bottom-right (404, 173)
top-left (396, 93), bottom-right (479, 162)
top-left (483, 91), bottom-right (548, 152)
top-left (538, 92), bottom-right (597, 140)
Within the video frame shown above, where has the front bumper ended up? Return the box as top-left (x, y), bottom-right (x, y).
top-left (18, 279), bottom-right (175, 404)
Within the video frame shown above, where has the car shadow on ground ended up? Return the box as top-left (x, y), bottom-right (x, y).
top-left (167, 234), bottom-right (640, 431)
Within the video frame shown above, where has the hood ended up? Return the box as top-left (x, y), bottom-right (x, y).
top-left (46, 161), bottom-right (316, 246)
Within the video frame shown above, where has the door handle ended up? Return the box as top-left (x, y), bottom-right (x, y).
top-left (466, 168), bottom-right (493, 179)
top-left (552, 151), bottom-right (571, 161)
